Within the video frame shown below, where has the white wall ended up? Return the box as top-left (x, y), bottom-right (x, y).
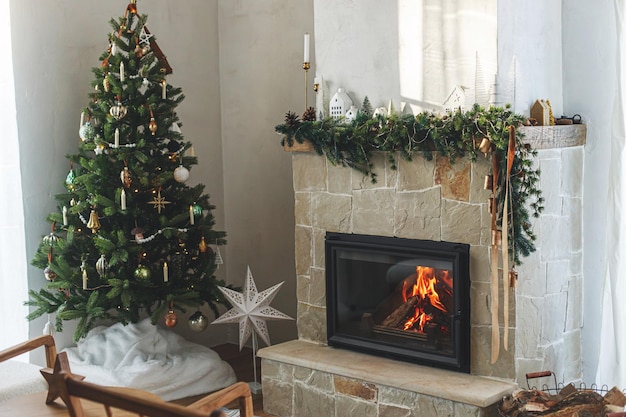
top-left (217, 0), bottom-right (313, 346)
top-left (562, 0), bottom-right (616, 383)
top-left (9, 0), bottom-right (226, 356)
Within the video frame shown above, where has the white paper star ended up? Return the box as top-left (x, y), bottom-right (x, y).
top-left (211, 266), bottom-right (293, 350)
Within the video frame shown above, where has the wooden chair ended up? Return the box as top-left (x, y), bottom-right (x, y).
top-left (0, 335), bottom-right (57, 367)
top-left (62, 369), bottom-right (254, 417)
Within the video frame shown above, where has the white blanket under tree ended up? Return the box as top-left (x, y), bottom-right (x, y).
top-left (63, 319), bottom-right (236, 401)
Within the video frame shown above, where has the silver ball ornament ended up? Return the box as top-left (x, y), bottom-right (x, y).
top-left (44, 266), bottom-right (57, 281)
top-left (188, 311), bottom-right (208, 332)
top-left (173, 165), bottom-right (190, 183)
top-left (79, 122), bottom-right (96, 142)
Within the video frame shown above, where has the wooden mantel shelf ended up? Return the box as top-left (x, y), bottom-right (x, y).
top-left (519, 124), bottom-right (586, 149)
top-left (283, 124), bottom-right (587, 153)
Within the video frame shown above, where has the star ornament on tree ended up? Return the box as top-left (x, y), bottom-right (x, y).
top-left (212, 266), bottom-right (293, 350)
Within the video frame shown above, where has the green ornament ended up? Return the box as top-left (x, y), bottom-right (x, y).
top-left (65, 169), bottom-right (75, 189)
top-left (192, 204), bottom-right (203, 216)
top-left (134, 265), bottom-right (151, 281)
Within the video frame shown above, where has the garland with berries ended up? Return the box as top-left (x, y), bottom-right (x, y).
top-left (275, 103), bottom-right (544, 265)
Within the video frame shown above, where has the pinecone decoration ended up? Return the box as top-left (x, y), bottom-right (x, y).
top-left (302, 107), bottom-right (316, 122)
top-left (284, 111), bottom-right (300, 128)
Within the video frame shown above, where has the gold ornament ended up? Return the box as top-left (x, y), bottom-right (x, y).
top-left (148, 189), bottom-right (171, 213)
top-left (165, 309), bottom-right (178, 328)
top-left (478, 137), bottom-right (492, 155)
top-left (44, 266), bottom-right (57, 281)
top-left (199, 236), bottom-right (207, 253)
top-left (120, 167), bottom-right (132, 188)
top-left (109, 101), bottom-right (127, 120)
top-left (86, 210), bottom-right (101, 233)
top-left (103, 76), bottom-right (110, 92)
top-left (134, 44), bottom-right (143, 58)
top-left (188, 311), bottom-right (208, 332)
top-left (148, 117), bottom-right (157, 135)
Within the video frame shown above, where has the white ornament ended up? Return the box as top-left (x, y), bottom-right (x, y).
top-left (373, 107), bottom-right (388, 118)
top-left (329, 88), bottom-right (353, 119)
top-left (111, 43), bottom-right (117, 56)
top-left (211, 266), bottom-right (293, 350)
top-left (173, 165), bottom-right (190, 183)
top-left (344, 106), bottom-right (358, 123)
top-left (79, 122), bottom-right (95, 142)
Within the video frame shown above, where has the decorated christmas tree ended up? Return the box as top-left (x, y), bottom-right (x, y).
top-left (27, 0), bottom-right (227, 341)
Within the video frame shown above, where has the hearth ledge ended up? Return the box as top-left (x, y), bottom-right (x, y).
top-left (258, 340), bottom-right (518, 408)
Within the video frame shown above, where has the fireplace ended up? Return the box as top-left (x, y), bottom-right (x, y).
top-left (325, 232), bottom-right (471, 372)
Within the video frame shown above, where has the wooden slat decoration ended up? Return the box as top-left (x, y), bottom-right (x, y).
top-left (519, 124), bottom-right (587, 149)
top-left (284, 140), bottom-right (314, 152)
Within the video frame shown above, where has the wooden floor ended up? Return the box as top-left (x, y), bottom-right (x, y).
top-left (174, 343), bottom-right (273, 417)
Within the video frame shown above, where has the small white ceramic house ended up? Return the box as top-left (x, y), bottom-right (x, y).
top-left (344, 106), bottom-right (358, 122)
top-left (442, 85), bottom-right (467, 112)
top-left (329, 88), bottom-right (353, 119)
top-left (373, 106), bottom-right (388, 118)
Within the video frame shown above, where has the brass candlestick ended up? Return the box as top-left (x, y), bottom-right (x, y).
top-left (303, 62), bottom-right (310, 111)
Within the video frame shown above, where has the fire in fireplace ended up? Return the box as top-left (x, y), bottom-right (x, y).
top-left (325, 232), bottom-right (471, 372)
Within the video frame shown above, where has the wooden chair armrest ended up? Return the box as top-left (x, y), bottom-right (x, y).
top-left (188, 382), bottom-right (254, 417)
top-left (0, 335), bottom-right (57, 367)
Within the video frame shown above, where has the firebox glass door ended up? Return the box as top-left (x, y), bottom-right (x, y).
top-left (326, 232), bottom-right (470, 372)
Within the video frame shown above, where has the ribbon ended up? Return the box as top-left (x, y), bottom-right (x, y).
top-left (502, 126), bottom-right (516, 351)
top-left (490, 152), bottom-right (500, 364)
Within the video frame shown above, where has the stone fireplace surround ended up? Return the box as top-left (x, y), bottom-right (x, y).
top-left (259, 126), bottom-right (585, 417)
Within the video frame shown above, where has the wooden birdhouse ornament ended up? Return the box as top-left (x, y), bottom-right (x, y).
top-left (330, 88), bottom-right (353, 119)
top-left (530, 99), bottom-right (550, 126)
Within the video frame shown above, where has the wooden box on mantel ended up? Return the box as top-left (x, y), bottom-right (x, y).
top-left (519, 124), bottom-right (586, 149)
top-left (283, 139), bottom-right (314, 152)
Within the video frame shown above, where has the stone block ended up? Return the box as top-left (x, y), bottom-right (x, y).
top-left (415, 394), bottom-right (454, 417)
top-left (539, 157), bottom-right (562, 216)
top-left (454, 402), bottom-right (484, 417)
top-left (379, 386), bottom-right (419, 409)
top-left (353, 152), bottom-right (387, 190)
top-left (546, 260), bottom-right (570, 294)
top-left (541, 292), bottom-right (567, 345)
top-left (397, 154), bottom-right (436, 191)
top-left (262, 377), bottom-right (293, 417)
top-left (561, 147), bottom-right (583, 198)
top-left (441, 199), bottom-right (482, 245)
top-left (313, 228), bottom-right (326, 269)
top-left (312, 192), bottom-right (352, 233)
top-left (470, 158), bottom-right (493, 204)
top-left (470, 246), bottom-right (491, 283)
top-left (293, 153), bottom-right (327, 192)
top-left (294, 368), bottom-right (334, 392)
top-left (379, 404), bottom-right (411, 417)
top-left (310, 267), bottom-right (326, 307)
top-left (563, 329), bottom-right (582, 382)
top-left (327, 160), bottom-right (353, 194)
top-left (471, 326), bottom-right (515, 379)
top-left (394, 188), bottom-right (441, 240)
top-left (261, 360), bottom-right (294, 385)
top-left (297, 274), bottom-right (311, 304)
top-left (539, 215), bottom-right (570, 261)
top-left (333, 376), bottom-right (378, 401)
top-left (294, 379), bottom-right (336, 417)
top-left (353, 189), bottom-right (396, 237)
top-left (385, 152), bottom-right (400, 189)
top-left (435, 154), bottom-right (471, 202)
top-left (480, 203), bottom-right (492, 247)
top-left (515, 358), bottom-right (547, 387)
top-left (295, 192), bottom-right (312, 226)
top-left (565, 274), bottom-right (583, 331)
top-left (297, 302), bottom-right (327, 343)
top-left (569, 252), bottom-right (582, 276)
top-left (335, 394), bottom-right (378, 416)
top-left (515, 296), bottom-right (542, 359)
top-left (516, 253), bottom-right (547, 298)
top-left (295, 225), bottom-right (312, 275)
top-left (563, 197), bottom-right (582, 252)
top-left (471, 282), bottom-right (491, 326)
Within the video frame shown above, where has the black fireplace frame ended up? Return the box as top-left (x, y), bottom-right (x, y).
top-left (325, 232), bottom-right (471, 373)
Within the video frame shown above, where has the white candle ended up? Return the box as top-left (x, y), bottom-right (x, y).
top-left (163, 262), bottom-right (169, 283)
top-left (189, 205), bottom-right (195, 225)
top-left (80, 112), bottom-right (84, 127)
top-left (189, 146), bottom-right (195, 157)
top-left (303, 33), bottom-right (310, 62)
top-left (82, 269), bottom-right (88, 290)
top-left (120, 62), bottom-right (125, 82)
top-left (162, 80), bottom-right (167, 99)
top-left (114, 128), bottom-right (120, 148)
top-left (62, 206), bottom-right (68, 226)
top-left (120, 189), bottom-right (127, 210)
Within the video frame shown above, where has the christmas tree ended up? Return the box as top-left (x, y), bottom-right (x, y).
top-left (27, 1), bottom-right (227, 341)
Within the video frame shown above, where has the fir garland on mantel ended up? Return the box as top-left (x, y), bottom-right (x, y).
top-left (275, 103), bottom-right (544, 265)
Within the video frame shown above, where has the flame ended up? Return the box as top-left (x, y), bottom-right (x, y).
top-left (402, 266), bottom-right (449, 333)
